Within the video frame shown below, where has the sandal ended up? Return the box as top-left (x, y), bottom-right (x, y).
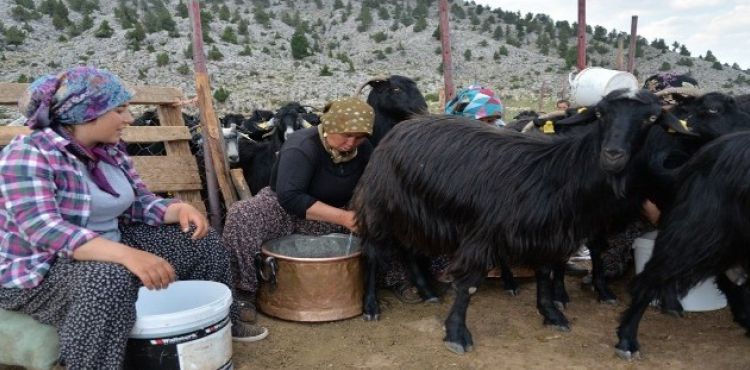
top-left (391, 282), bottom-right (423, 304)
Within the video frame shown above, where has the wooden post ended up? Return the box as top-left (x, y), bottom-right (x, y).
top-left (627, 16), bottom-right (638, 73)
top-left (188, 0), bottom-right (238, 231)
top-left (577, 0), bottom-right (587, 71)
top-left (439, 0), bottom-right (455, 102)
top-left (616, 37), bottom-right (625, 71)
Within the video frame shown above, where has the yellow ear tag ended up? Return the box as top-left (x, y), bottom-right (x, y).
top-left (542, 120), bottom-right (555, 134)
top-left (577, 107), bottom-right (587, 114)
top-left (679, 119), bottom-right (689, 130)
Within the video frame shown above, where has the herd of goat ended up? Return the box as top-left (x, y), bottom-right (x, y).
top-left (128, 75), bottom-right (750, 360)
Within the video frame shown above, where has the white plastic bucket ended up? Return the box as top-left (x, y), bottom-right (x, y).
top-left (633, 232), bottom-right (727, 312)
top-left (569, 67), bottom-right (638, 107)
top-left (125, 280), bottom-right (233, 370)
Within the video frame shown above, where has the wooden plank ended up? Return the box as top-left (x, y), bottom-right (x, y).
top-left (0, 83), bottom-right (183, 105)
top-left (0, 126), bottom-right (191, 146)
top-left (156, 106), bottom-right (191, 156)
top-left (132, 155), bottom-right (202, 193)
top-left (230, 168), bottom-right (252, 200)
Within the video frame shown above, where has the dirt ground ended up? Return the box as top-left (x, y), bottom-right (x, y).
top-left (2, 271), bottom-right (747, 370)
top-left (235, 273), bottom-right (749, 369)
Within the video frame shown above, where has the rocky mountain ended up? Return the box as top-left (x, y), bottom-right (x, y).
top-left (1, 0), bottom-right (748, 118)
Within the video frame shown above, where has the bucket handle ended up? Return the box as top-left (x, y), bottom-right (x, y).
top-left (254, 253), bottom-right (278, 290)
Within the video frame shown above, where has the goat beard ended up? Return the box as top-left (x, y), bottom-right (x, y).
top-left (607, 174), bottom-right (629, 199)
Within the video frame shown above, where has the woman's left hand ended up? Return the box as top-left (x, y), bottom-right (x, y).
top-left (165, 203), bottom-right (209, 239)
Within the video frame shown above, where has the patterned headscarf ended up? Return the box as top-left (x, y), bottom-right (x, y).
top-left (320, 97), bottom-right (374, 135)
top-left (444, 85), bottom-right (503, 121)
top-left (643, 73), bottom-right (698, 92)
top-left (318, 97), bottom-right (374, 164)
top-left (19, 66), bottom-right (134, 129)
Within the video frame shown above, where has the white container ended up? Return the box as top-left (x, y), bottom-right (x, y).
top-left (125, 280), bottom-right (233, 370)
top-left (633, 232), bottom-right (727, 312)
top-left (569, 67), bottom-right (639, 107)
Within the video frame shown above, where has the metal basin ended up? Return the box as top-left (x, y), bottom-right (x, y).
top-left (256, 233), bottom-right (363, 322)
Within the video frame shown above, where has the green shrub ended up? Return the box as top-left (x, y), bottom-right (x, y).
top-left (208, 45), bottom-right (224, 61)
top-left (156, 52), bottom-right (169, 66)
top-left (319, 65), bottom-right (333, 76)
top-left (177, 63), bottom-right (190, 75)
top-left (213, 87), bottom-right (230, 103)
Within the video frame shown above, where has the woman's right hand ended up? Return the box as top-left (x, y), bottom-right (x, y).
top-left (339, 210), bottom-right (358, 233)
top-left (120, 249), bottom-right (177, 290)
top-left (73, 237), bottom-right (177, 290)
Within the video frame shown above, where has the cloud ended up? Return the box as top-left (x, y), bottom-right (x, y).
top-left (665, 0), bottom-right (729, 11)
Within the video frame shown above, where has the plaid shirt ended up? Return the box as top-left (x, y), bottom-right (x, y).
top-left (0, 128), bottom-right (177, 288)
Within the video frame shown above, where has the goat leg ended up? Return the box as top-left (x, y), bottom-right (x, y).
top-left (536, 265), bottom-right (570, 331)
top-left (443, 268), bottom-right (484, 354)
top-left (659, 284), bottom-right (684, 317)
top-left (717, 274), bottom-right (750, 335)
top-left (588, 236), bottom-right (618, 304)
top-left (498, 257), bottom-right (519, 296)
top-left (362, 240), bottom-right (381, 321)
top-left (405, 251), bottom-right (440, 303)
top-left (615, 283), bottom-right (655, 360)
top-left (552, 262), bottom-right (570, 310)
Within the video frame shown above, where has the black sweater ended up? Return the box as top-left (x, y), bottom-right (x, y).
top-left (270, 127), bottom-right (373, 218)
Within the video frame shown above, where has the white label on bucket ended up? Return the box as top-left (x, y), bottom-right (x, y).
top-left (177, 323), bottom-right (232, 370)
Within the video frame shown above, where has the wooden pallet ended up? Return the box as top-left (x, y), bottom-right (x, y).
top-left (0, 83), bottom-right (206, 215)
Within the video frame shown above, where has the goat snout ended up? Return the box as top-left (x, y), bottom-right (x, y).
top-left (600, 148), bottom-right (630, 173)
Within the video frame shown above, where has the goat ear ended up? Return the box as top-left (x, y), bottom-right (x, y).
top-left (658, 111), bottom-right (698, 136)
top-left (555, 107), bottom-right (596, 125)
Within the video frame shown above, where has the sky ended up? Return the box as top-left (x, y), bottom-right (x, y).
top-left (473, 0), bottom-right (750, 69)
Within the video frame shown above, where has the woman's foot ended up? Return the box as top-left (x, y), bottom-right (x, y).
top-left (232, 322), bottom-right (269, 342)
top-left (237, 300), bottom-right (257, 323)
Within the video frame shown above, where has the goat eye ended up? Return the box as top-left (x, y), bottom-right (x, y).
top-left (595, 111), bottom-right (602, 118)
top-left (648, 115), bottom-right (658, 123)
top-left (708, 108), bottom-right (719, 114)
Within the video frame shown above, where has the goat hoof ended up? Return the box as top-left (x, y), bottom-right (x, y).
top-left (506, 288), bottom-right (519, 297)
top-left (444, 341), bottom-right (467, 354)
top-left (362, 313), bottom-right (380, 321)
top-left (553, 301), bottom-right (566, 311)
top-left (614, 348), bottom-right (641, 361)
top-left (544, 322), bottom-right (571, 332)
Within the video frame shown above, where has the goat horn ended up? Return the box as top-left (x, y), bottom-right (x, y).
top-left (654, 87), bottom-right (703, 97)
top-left (537, 111), bottom-right (568, 120)
top-left (355, 75), bottom-right (390, 96)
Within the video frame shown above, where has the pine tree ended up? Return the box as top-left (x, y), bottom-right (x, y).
top-left (492, 25), bottom-right (503, 40)
top-left (4, 26), bottom-right (27, 45)
top-left (290, 26), bottom-right (311, 59)
top-left (413, 17), bottom-right (427, 32)
top-left (356, 4), bottom-right (373, 32)
top-left (176, 0), bottom-right (188, 18)
top-left (219, 5), bottom-right (230, 21)
top-left (704, 50), bottom-right (717, 62)
top-left (221, 26), bottom-right (238, 44)
top-left (94, 20), bottom-right (113, 38)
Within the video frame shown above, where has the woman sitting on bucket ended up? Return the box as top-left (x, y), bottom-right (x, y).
top-left (0, 66), bottom-right (266, 370)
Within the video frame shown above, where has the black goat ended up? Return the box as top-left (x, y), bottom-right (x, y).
top-left (352, 89), bottom-right (692, 354)
top-left (356, 75), bottom-right (428, 147)
top-left (235, 102), bottom-right (318, 194)
top-left (616, 131), bottom-right (750, 360)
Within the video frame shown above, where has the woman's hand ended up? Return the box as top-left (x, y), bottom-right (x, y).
top-left (164, 202), bottom-right (209, 239)
top-left (339, 210), bottom-right (358, 233)
top-left (73, 237), bottom-right (176, 290)
top-left (642, 199), bottom-right (661, 226)
top-left (120, 248), bottom-right (177, 290)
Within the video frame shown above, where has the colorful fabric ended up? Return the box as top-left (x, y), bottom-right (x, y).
top-left (444, 85), bottom-right (503, 120)
top-left (54, 126), bottom-right (122, 197)
top-left (643, 73), bottom-right (699, 92)
top-left (19, 66), bottom-right (133, 129)
top-left (0, 128), bottom-right (177, 289)
top-left (320, 97), bottom-right (374, 135)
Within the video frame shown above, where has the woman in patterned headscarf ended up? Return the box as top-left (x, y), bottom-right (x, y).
top-left (224, 96), bottom-right (424, 311)
top-left (0, 66), bottom-right (266, 369)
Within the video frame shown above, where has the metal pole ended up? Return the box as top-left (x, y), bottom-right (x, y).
top-left (576, 0), bottom-right (586, 71)
top-left (627, 15), bottom-right (638, 73)
top-left (439, 0), bottom-right (455, 102)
